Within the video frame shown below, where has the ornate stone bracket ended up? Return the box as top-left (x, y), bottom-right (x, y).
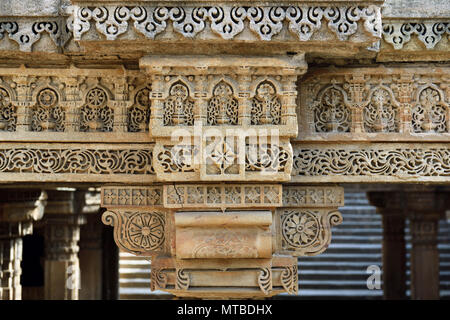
top-left (277, 185), bottom-right (343, 256)
top-left (100, 184), bottom-right (343, 298)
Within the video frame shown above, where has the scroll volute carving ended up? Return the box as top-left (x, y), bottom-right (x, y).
top-left (102, 210), bottom-right (168, 256)
top-left (278, 209), bottom-right (342, 256)
top-left (278, 186), bottom-right (344, 256)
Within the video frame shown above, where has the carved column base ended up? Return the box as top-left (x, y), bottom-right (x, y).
top-left (151, 256), bottom-right (297, 299)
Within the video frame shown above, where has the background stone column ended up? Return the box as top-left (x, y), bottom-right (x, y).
top-left (0, 189), bottom-right (47, 300)
top-left (369, 188), bottom-right (449, 300)
top-left (409, 213), bottom-right (440, 300)
top-left (43, 190), bottom-right (86, 300)
top-left (368, 192), bottom-right (406, 300)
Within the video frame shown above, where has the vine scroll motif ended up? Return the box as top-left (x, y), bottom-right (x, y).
top-left (176, 269), bottom-right (190, 291)
top-left (279, 209), bottom-right (343, 256)
top-left (102, 210), bottom-right (165, 256)
top-left (0, 88), bottom-right (15, 131)
top-left (293, 147), bottom-right (450, 177)
top-left (258, 268), bottom-right (272, 295)
top-left (281, 266), bottom-right (298, 294)
top-left (150, 268), bottom-right (167, 291)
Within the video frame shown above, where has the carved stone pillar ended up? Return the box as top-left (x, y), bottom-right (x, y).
top-left (100, 54), bottom-right (343, 299)
top-left (43, 190), bottom-right (86, 300)
top-left (367, 192), bottom-right (406, 300)
top-left (0, 189), bottom-right (47, 300)
top-left (369, 189), bottom-right (448, 300)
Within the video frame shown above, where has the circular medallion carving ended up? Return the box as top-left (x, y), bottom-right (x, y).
top-left (86, 88), bottom-right (107, 107)
top-left (38, 88), bottom-right (58, 107)
top-left (282, 210), bottom-right (319, 248)
top-left (126, 212), bottom-right (165, 250)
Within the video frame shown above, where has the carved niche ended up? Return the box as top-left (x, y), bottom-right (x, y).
top-left (0, 88), bottom-right (15, 131)
top-left (31, 88), bottom-right (65, 132)
top-left (80, 87), bottom-right (114, 132)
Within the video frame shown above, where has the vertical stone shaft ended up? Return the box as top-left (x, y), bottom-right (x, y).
top-left (0, 237), bottom-right (22, 300)
top-left (382, 213), bottom-right (406, 299)
top-left (410, 215), bottom-right (440, 300)
top-left (43, 190), bottom-right (86, 300)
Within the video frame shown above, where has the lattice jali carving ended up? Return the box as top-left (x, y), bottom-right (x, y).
top-left (73, 4), bottom-right (382, 42)
top-left (153, 136), bottom-right (292, 181)
top-left (383, 22), bottom-right (450, 50)
top-left (0, 87), bottom-right (15, 131)
top-left (251, 81), bottom-right (282, 125)
top-left (245, 142), bottom-right (291, 174)
top-left (278, 209), bottom-right (343, 256)
top-left (0, 146), bottom-right (154, 176)
top-left (31, 88), bottom-right (65, 132)
top-left (102, 210), bottom-right (166, 256)
top-left (412, 87), bottom-right (449, 133)
top-left (163, 82), bottom-right (194, 126)
top-left (80, 88), bottom-right (114, 132)
top-left (128, 87), bottom-right (151, 132)
top-left (312, 85), bottom-right (352, 132)
top-left (282, 186), bottom-right (345, 207)
top-left (363, 87), bottom-right (399, 133)
top-left (207, 81), bottom-right (238, 125)
top-left (0, 71), bottom-right (151, 135)
top-left (143, 54), bottom-right (305, 183)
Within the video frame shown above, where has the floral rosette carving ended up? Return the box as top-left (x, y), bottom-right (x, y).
top-left (280, 209), bottom-right (343, 256)
top-left (102, 210), bottom-right (165, 256)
